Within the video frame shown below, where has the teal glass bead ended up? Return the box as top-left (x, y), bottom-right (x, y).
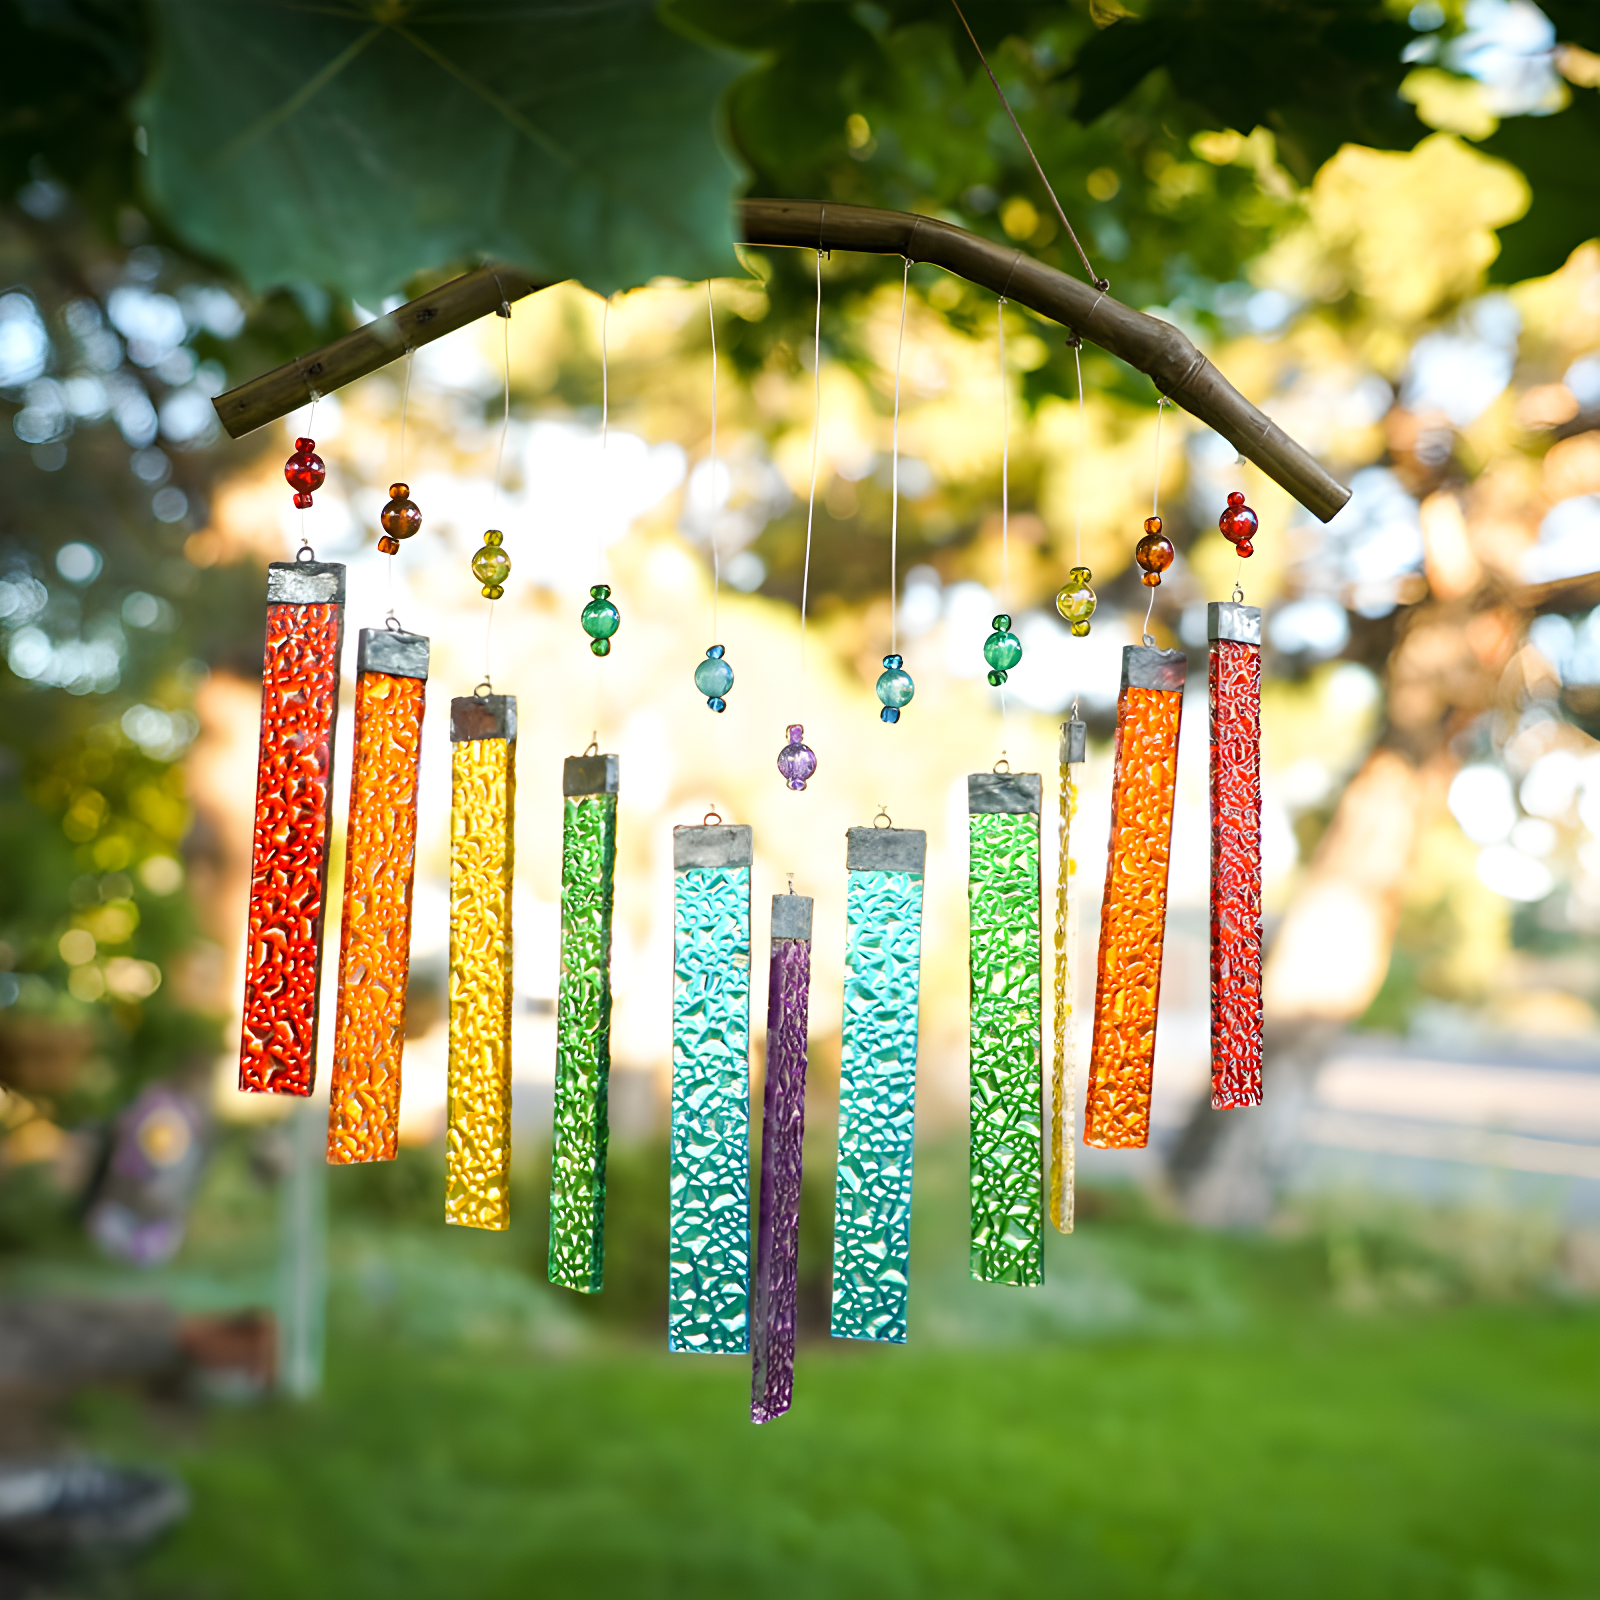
top-left (695, 644), bottom-right (734, 708)
top-left (983, 614), bottom-right (1023, 676)
top-left (876, 652), bottom-right (914, 718)
top-left (581, 583), bottom-right (620, 645)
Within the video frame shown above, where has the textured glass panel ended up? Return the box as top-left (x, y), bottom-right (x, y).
top-left (240, 599), bottom-right (343, 1095)
top-left (446, 737), bottom-right (515, 1230)
top-left (1211, 637), bottom-right (1264, 1108)
top-left (831, 869), bottom-right (924, 1343)
top-left (1050, 759), bottom-right (1080, 1232)
top-left (327, 670), bottom-right (425, 1163)
top-left (670, 865), bottom-right (751, 1353)
top-left (752, 936), bottom-right (810, 1423)
top-left (968, 811), bottom-right (1042, 1286)
top-left (548, 792), bottom-right (617, 1292)
top-left (1085, 684), bottom-right (1183, 1149)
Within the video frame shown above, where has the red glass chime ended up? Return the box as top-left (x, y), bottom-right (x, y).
top-left (239, 558), bottom-right (346, 1095)
top-left (1209, 491), bottom-right (1264, 1108)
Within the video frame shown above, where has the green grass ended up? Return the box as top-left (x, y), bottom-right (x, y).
top-left (80, 1303), bottom-right (1597, 1599)
top-left (53, 1136), bottom-right (1599, 1600)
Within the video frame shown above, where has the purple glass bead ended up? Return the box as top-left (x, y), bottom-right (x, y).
top-left (776, 724), bottom-right (818, 792)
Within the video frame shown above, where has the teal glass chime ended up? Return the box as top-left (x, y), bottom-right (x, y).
top-left (669, 819), bottom-right (752, 1351)
top-left (831, 822), bottom-right (927, 1342)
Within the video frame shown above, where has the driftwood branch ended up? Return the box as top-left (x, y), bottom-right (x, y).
top-left (211, 199), bottom-right (1351, 523)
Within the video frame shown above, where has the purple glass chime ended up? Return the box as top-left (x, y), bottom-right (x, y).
top-left (751, 891), bottom-right (813, 1423)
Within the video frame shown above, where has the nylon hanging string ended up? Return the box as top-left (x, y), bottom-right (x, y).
top-left (800, 250), bottom-right (823, 709)
top-left (390, 350), bottom-right (413, 620)
top-left (1073, 341), bottom-right (1085, 569)
top-left (595, 295), bottom-right (611, 735)
top-left (486, 309), bottom-right (511, 685)
top-left (1145, 396), bottom-right (1170, 643)
top-left (707, 283), bottom-right (721, 646)
top-left (998, 298), bottom-right (1010, 745)
top-left (890, 256), bottom-right (910, 654)
top-left (950, 0), bottom-right (1107, 292)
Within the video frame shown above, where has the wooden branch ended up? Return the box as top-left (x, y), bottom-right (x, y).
top-left (742, 201), bottom-right (1349, 523)
top-left (211, 265), bottom-right (546, 440)
top-left (1520, 568), bottom-right (1600, 615)
top-left (211, 199), bottom-right (1351, 523)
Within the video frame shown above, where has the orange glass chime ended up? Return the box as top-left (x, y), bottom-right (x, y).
top-left (326, 628), bottom-right (430, 1161)
top-left (239, 557), bottom-right (345, 1096)
top-left (1083, 511), bottom-right (1184, 1149)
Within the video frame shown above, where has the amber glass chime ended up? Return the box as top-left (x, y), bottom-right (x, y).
top-left (446, 693), bottom-right (517, 1229)
top-left (327, 628), bottom-right (429, 1162)
top-left (239, 560), bottom-right (345, 1096)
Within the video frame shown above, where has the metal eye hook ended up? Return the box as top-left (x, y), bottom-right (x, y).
top-left (993, 754), bottom-right (1011, 774)
top-left (703, 807), bottom-right (722, 827)
top-left (295, 542), bottom-right (316, 562)
top-left (474, 677), bottom-right (492, 698)
top-left (873, 804), bottom-right (892, 829)
top-left (583, 735), bottom-right (599, 757)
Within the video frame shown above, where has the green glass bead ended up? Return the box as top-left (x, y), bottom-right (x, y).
top-left (1055, 565), bottom-right (1096, 633)
top-left (983, 628), bottom-right (1022, 672)
top-left (987, 668), bottom-right (1007, 686)
top-left (590, 637), bottom-right (611, 657)
top-left (581, 593), bottom-right (621, 641)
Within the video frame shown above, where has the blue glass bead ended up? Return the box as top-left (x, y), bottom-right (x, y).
top-left (695, 646), bottom-right (734, 706)
top-left (876, 654), bottom-right (914, 713)
top-left (880, 706), bottom-right (900, 724)
top-left (581, 582), bottom-right (621, 643)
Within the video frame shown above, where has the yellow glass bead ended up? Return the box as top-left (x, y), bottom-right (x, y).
top-left (481, 584), bottom-right (505, 600)
top-left (472, 529), bottom-right (510, 591)
top-left (1055, 565), bottom-right (1097, 636)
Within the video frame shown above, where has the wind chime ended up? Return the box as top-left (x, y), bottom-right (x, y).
top-left (231, 211), bottom-right (1280, 1437)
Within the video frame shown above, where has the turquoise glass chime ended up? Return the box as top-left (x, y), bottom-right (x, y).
top-left (832, 822), bottom-right (927, 1342)
top-left (669, 819), bottom-right (753, 1352)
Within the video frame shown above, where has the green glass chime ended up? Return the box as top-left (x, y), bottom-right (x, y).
top-left (548, 753), bottom-right (619, 1293)
top-left (967, 771), bottom-right (1044, 1287)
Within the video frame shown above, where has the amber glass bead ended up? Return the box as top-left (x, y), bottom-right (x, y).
top-left (1055, 565), bottom-right (1097, 637)
top-left (378, 534), bottom-right (400, 555)
top-left (1136, 527), bottom-right (1175, 588)
top-left (472, 529), bottom-right (510, 596)
top-left (285, 437), bottom-right (325, 502)
top-left (381, 483), bottom-right (422, 542)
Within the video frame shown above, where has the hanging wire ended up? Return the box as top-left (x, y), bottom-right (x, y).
top-left (595, 296), bottom-right (611, 732)
top-left (296, 394), bottom-right (318, 559)
top-left (890, 256), bottom-right (911, 653)
top-left (485, 309), bottom-right (511, 685)
top-left (949, 0), bottom-right (1106, 292)
top-left (799, 250), bottom-right (823, 706)
top-left (997, 298), bottom-right (1010, 748)
top-left (1072, 341), bottom-right (1085, 570)
top-left (706, 282), bottom-right (721, 645)
top-left (1144, 395), bottom-right (1171, 644)
top-left (389, 350), bottom-right (414, 620)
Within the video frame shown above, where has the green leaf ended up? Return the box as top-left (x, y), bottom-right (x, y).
top-left (136, 0), bottom-right (750, 302)
top-left (1483, 92), bottom-right (1600, 284)
top-left (1072, 0), bottom-right (1425, 182)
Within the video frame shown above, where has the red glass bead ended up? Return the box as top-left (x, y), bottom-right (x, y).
top-left (1235, 540), bottom-right (1254, 558)
top-left (381, 482), bottom-right (422, 542)
top-left (285, 437), bottom-right (326, 501)
top-left (1219, 490), bottom-right (1258, 547)
top-left (1136, 529), bottom-right (1175, 587)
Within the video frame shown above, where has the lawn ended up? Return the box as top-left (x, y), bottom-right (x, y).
top-left (58, 1136), bottom-right (1600, 1599)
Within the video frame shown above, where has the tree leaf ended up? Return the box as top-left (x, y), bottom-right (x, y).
top-left (1483, 92), bottom-right (1600, 284)
top-left (136, 0), bottom-right (750, 301)
top-left (1072, 0), bottom-right (1424, 181)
